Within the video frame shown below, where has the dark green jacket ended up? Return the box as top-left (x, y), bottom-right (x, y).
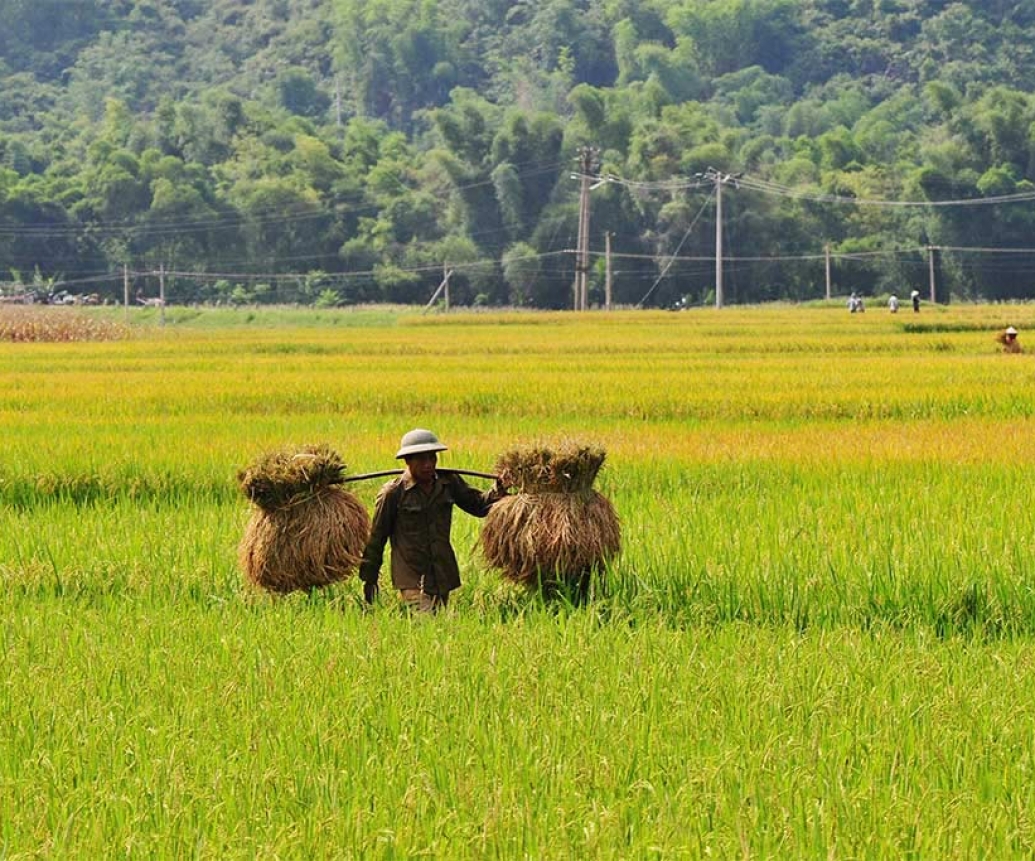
top-left (359, 471), bottom-right (499, 594)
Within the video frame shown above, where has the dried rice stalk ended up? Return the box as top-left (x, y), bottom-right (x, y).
top-left (481, 441), bottom-right (620, 589)
top-left (494, 440), bottom-right (606, 494)
top-left (239, 489), bottom-right (370, 593)
top-left (237, 444), bottom-right (370, 593)
top-left (0, 306), bottom-right (127, 342)
top-left (238, 443), bottom-right (346, 511)
top-left (481, 491), bottom-right (620, 588)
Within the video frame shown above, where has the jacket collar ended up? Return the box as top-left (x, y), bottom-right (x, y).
top-left (400, 469), bottom-right (441, 492)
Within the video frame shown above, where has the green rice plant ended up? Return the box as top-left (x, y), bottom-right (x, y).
top-left (2, 304), bottom-right (1035, 857)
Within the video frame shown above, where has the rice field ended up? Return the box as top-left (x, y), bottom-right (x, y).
top-left (2, 302), bottom-right (1035, 858)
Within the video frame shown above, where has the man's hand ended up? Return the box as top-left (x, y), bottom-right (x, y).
top-left (363, 580), bottom-right (379, 604)
top-left (492, 478), bottom-right (509, 498)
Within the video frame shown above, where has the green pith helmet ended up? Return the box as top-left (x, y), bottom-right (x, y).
top-left (395, 428), bottom-right (448, 459)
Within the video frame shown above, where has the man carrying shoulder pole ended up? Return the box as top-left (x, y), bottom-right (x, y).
top-left (359, 429), bottom-right (506, 611)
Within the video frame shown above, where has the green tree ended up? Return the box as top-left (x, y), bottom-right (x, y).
top-left (502, 241), bottom-right (541, 305)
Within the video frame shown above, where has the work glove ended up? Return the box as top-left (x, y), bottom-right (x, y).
top-left (363, 580), bottom-right (379, 605)
top-left (492, 478), bottom-right (509, 498)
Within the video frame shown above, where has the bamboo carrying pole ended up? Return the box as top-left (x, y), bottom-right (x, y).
top-left (342, 468), bottom-right (499, 483)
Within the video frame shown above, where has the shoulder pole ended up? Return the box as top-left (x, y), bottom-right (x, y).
top-left (342, 467), bottom-right (498, 483)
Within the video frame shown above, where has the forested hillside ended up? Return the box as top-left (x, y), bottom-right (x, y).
top-left (3, 0), bottom-right (1035, 307)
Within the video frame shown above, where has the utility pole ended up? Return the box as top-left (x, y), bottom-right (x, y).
top-left (825, 244), bottom-right (832, 301)
top-left (605, 231), bottom-right (613, 311)
top-left (697, 168), bottom-right (740, 309)
top-left (714, 175), bottom-right (723, 309)
top-left (928, 245), bottom-right (937, 303)
top-left (159, 263), bottom-right (166, 327)
top-left (422, 268), bottom-right (453, 314)
top-left (573, 146), bottom-right (599, 311)
top-left (123, 264), bottom-right (129, 322)
top-left (575, 173), bottom-right (586, 310)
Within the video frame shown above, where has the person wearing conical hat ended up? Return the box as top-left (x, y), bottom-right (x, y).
top-left (358, 429), bottom-right (505, 611)
top-left (998, 326), bottom-right (1023, 354)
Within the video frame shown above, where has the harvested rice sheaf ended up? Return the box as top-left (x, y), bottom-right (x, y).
top-left (237, 443), bottom-right (347, 511)
top-left (237, 444), bottom-right (370, 593)
top-left (481, 442), bottom-right (620, 589)
top-left (493, 440), bottom-right (607, 494)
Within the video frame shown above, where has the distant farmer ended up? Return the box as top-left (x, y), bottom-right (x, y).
top-left (359, 429), bottom-right (505, 611)
top-left (997, 326), bottom-right (1023, 354)
top-left (888, 294), bottom-right (899, 313)
top-left (911, 290), bottom-right (921, 312)
top-left (848, 292), bottom-right (860, 313)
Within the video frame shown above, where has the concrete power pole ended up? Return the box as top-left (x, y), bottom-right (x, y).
top-left (825, 244), bottom-right (832, 301)
top-left (714, 176), bottom-right (724, 309)
top-left (605, 231), bottom-right (613, 311)
top-left (928, 245), bottom-right (937, 303)
top-left (698, 168), bottom-right (739, 309)
top-left (573, 146), bottom-right (599, 311)
top-left (576, 171), bottom-right (588, 310)
top-left (159, 262), bottom-right (166, 327)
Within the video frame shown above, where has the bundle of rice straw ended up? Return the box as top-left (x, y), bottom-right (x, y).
top-left (480, 441), bottom-right (621, 592)
top-left (237, 444), bottom-right (370, 593)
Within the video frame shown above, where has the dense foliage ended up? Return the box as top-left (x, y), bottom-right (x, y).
top-left (3, 0), bottom-right (1035, 306)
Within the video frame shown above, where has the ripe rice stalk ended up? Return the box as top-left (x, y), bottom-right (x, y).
top-left (237, 443), bottom-right (347, 511)
top-left (494, 440), bottom-right (606, 494)
top-left (0, 306), bottom-right (128, 342)
top-left (481, 441), bottom-right (620, 589)
top-left (237, 444), bottom-right (370, 593)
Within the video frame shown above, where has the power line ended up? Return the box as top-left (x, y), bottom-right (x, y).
top-left (635, 188), bottom-right (715, 308)
top-left (0, 159), bottom-right (568, 237)
top-left (602, 171), bottom-right (1035, 208)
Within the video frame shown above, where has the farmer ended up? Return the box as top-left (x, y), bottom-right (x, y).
top-left (888, 294), bottom-right (899, 313)
top-left (998, 326), bottom-right (1023, 354)
top-left (911, 290), bottom-right (921, 312)
top-left (359, 428), bottom-right (504, 611)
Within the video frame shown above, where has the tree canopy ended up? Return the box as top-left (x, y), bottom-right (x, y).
top-left (3, 0), bottom-right (1035, 306)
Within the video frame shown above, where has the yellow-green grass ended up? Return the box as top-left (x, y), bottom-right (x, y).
top-left (3, 303), bottom-right (1035, 857)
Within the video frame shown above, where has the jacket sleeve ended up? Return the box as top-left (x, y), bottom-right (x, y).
top-left (359, 480), bottom-right (399, 584)
top-left (450, 474), bottom-right (503, 519)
